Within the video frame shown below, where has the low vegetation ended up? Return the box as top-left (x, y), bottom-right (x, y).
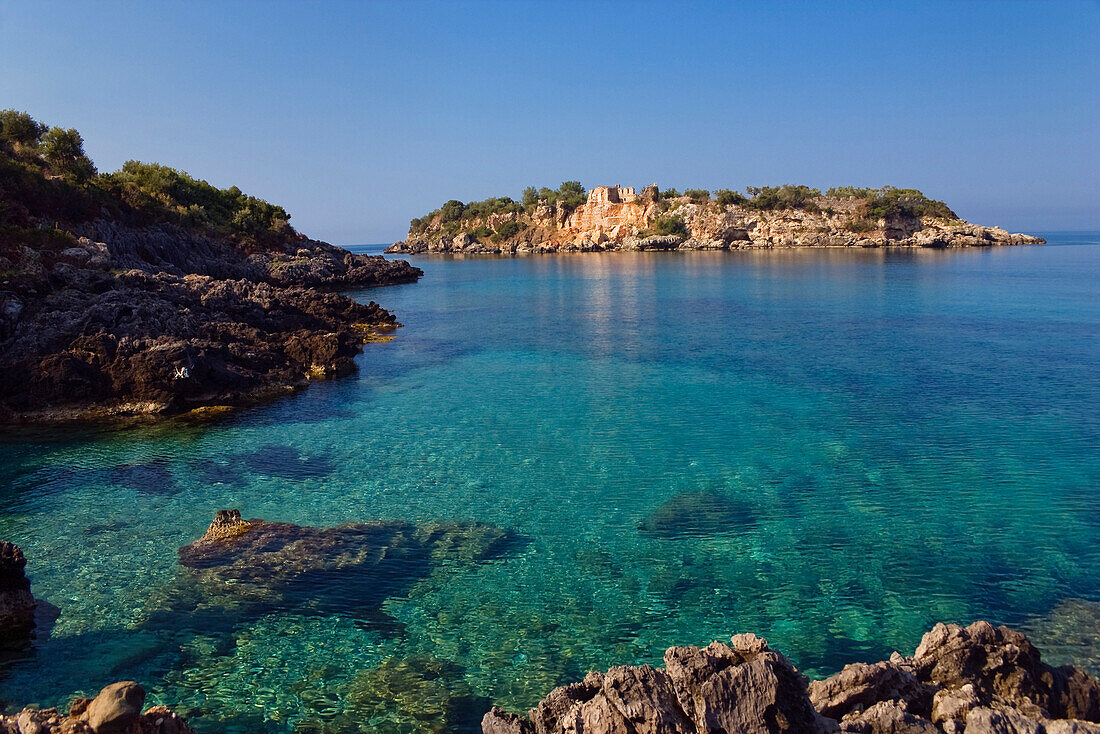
top-left (644, 215), bottom-right (689, 238)
top-left (0, 108), bottom-right (295, 248)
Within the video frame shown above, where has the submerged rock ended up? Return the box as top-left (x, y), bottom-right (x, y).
top-left (296, 655), bottom-right (491, 734)
top-left (485, 622), bottom-right (1100, 734)
top-left (638, 490), bottom-right (757, 538)
top-left (173, 510), bottom-right (523, 626)
top-left (0, 680), bottom-right (192, 733)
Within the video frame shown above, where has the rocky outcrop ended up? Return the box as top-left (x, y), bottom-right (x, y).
top-left (389, 187), bottom-right (1043, 256)
top-left (0, 221), bottom-right (422, 424)
top-left (0, 681), bottom-right (193, 734)
top-left (0, 542), bottom-right (37, 648)
top-left (483, 622), bottom-right (1100, 734)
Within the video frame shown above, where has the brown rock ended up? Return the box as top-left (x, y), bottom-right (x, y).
top-left (810, 661), bottom-right (930, 721)
top-left (83, 681), bottom-right (144, 733)
top-left (483, 707), bottom-right (535, 734)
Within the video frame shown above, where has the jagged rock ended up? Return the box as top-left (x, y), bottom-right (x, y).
top-left (838, 700), bottom-right (938, 733)
top-left (911, 621), bottom-right (1100, 722)
top-left (0, 218), bottom-right (421, 425)
top-left (0, 541), bottom-right (37, 647)
top-left (810, 662), bottom-right (930, 720)
top-left (486, 623), bottom-right (1100, 734)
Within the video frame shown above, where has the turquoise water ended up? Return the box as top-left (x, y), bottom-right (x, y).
top-left (1, 235), bottom-right (1099, 732)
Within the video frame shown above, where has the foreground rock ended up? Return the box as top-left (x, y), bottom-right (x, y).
top-left (0, 680), bottom-right (192, 734)
top-left (0, 542), bottom-right (38, 649)
top-left (484, 622), bottom-right (1100, 734)
top-left (390, 184), bottom-right (1044, 255)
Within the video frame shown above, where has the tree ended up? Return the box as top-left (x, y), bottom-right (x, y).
top-left (440, 199), bottom-right (466, 222)
top-left (556, 181), bottom-right (587, 211)
top-left (0, 109), bottom-right (47, 149)
top-left (41, 127), bottom-right (96, 183)
top-left (522, 186), bottom-right (539, 207)
top-left (684, 189), bottom-right (710, 202)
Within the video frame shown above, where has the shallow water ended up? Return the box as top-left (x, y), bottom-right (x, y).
top-left (1, 235), bottom-right (1099, 732)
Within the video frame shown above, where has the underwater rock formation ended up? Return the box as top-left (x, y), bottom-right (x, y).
top-left (638, 490), bottom-right (757, 538)
top-left (0, 542), bottom-right (38, 649)
top-left (483, 622), bottom-right (1100, 734)
top-left (173, 510), bottom-right (522, 626)
top-left (0, 680), bottom-right (192, 733)
top-left (295, 655), bottom-right (491, 734)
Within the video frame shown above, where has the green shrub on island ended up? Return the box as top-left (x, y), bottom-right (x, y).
top-left (684, 189), bottom-right (710, 202)
top-left (659, 187), bottom-right (682, 199)
top-left (715, 189), bottom-right (747, 207)
top-left (745, 185), bottom-right (822, 211)
top-left (827, 185), bottom-right (958, 220)
top-left (493, 220), bottom-right (526, 242)
top-left (845, 217), bottom-right (878, 233)
top-left (645, 215), bottom-right (689, 238)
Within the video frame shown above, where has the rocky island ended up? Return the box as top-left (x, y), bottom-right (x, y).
top-left (0, 110), bottom-right (422, 424)
top-left (388, 183), bottom-right (1044, 255)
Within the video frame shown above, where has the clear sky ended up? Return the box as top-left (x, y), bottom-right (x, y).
top-left (2, 1), bottom-right (1098, 244)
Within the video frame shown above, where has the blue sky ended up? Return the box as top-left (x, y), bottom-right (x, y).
top-left (2, 1), bottom-right (1097, 243)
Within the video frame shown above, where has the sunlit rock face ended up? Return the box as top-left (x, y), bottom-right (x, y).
top-left (389, 185), bottom-right (1044, 255)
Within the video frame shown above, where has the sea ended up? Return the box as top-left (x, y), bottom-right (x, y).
top-left (1, 234), bottom-right (1097, 732)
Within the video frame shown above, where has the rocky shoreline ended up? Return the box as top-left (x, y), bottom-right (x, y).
top-left (0, 221), bottom-right (422, 425)
top-left (388, 185), bottom-right (1044, 255)
top-left (484, 622), bottom-right (1100, 734)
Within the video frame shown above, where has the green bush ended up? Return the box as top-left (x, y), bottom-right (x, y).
top-left (684, 189), bottom-right (710, 202)
top-left (826, 186), bottom-right (958, 220)
top-left (493, 220), bottom-right (526, 241)
top-left (41, 127), bottom-right (96, 184)
top-left (715, 189), bottom-right (746, 207)
top-left (660, 187), bottom-right (681, 199)
top-left (469, 224), bottom-right (494, 241)
top-left (0, 110), bottom-right (47, 149)
top-left (645, 215), bottom-right (689, 238)
top-left (845, 217), bottom-right (877, 233)
top-left (745, 185), bottom-right (822, 211)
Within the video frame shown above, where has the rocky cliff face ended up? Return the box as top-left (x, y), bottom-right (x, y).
top-left (0, 220), bottom-right (422, 424)
top-left (483, 621), bottom-right (1100, 734)
top-left (389, 187), bottom-right (1043, 255)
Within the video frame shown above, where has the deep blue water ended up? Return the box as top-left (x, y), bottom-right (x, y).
top-left (1, 235), bottom-right (1098, 732)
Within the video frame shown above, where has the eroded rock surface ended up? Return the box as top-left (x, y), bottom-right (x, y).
top-left (0, 221), bottom-right (421, 425)
top-left (484, 622), bottom-right (1100, 734)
